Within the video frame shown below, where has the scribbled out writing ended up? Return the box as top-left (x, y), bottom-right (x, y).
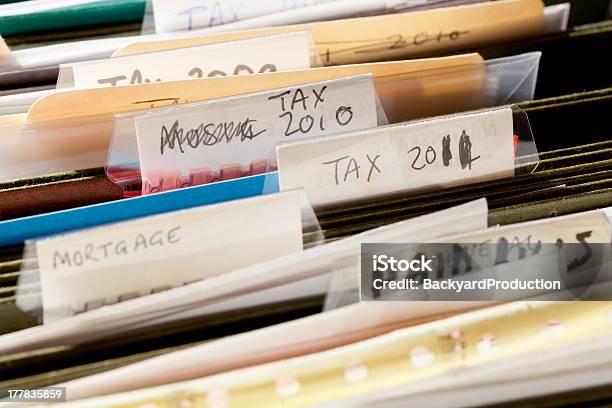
top-left (408, 130), bottom-right (480, 171)
top-left (160, 119), bottom-right (267, 154)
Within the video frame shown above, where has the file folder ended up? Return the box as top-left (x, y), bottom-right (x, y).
top-left (0, 1), bottom-right (611, 406)
top-left (0, 0), bottom-right (147, 37)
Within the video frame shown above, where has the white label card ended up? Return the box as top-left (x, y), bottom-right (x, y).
top-left (134, 74), bottom-right (379, 190)
top-left (152, 0), bottom-right (340, 33)
top-left (36, 191), bottom-right (304, 323)
top-left (450, 211), bottom-right (612, 245)
top-left (440, 211), bottom-right (612, 301)
top-left (68, 31), bottom-right (312, 89)
top-left (277, 108), bottom-right (516, 206)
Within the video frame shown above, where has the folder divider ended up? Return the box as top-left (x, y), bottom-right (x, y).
top-left (105, 74), bottom-right (388, 196)
top-left (2, 55), bottom-right (482, 182)
top-left (100, 53), bottom-right (541, 198)
top-left (15, 189), bottom-right (324, 322)
top-left (1, 0), bottom-right (612, 403)
top-left (512, 106), bottom-right (540, 173)
top-left (271, 105), bottom-right (540, 208)
top-left (55, 30), bottom-right (324, 89)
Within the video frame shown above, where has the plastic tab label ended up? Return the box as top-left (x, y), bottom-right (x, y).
top-left (36, 191), bottom-right (304, 323)
top-left (134, 74), bottom-right (379, 194)
top-left (277, 107), bottom-right (516, 206)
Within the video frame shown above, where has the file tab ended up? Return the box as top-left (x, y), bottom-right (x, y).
top-left (276, 107), bottom-right (516, 206)
top-left (59, 31), bottom-right (316, 89)
top-left (35, 191), bottom-right (306, 323)
top-left (134, 74), bottom-right (382, 194)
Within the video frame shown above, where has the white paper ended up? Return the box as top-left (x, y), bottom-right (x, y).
top-left (0, 199), bottom-right (487, 359)
top-left (67, 31), bottom-right (313, 89)
top-left (384, 211), bottom-right (612, 302)
top-left (135, 74), bottom-right (379, 186)
top-left (447, 210), bottom-right (612, 244)
top-left (277, 107), bottom-right (515, 206)
top-left (5, 4), bottom-right (560, 71)
top-left (172, 0), bottom-right (395, 35)
top-left (35, 191), bottom-right (304, 323)
top-left (0, 0), bottom-right (102, 16)
top-left (0, 89), bottom-right (54, 116)
top-left (152, 0), bottom-right (341, 33)
top-left (45, 199), bottom-right (490, 400)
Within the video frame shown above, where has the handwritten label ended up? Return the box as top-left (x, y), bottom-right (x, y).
top-left (452, 212), bottom-right (611, 245)
top-left (445, 211), bottom-right (612, 277)
top-left (36, 191), bottom-right (304, 323)
top-left (68, 31), bottom-right (312, 89)
top-left (118, 0), bottom-right (544, 67)
top-left (277, 108), bottom-right (515, 206)
top-left (135, 75), bottom-right (379, 193)
top-left (367, 211), bottom-right (612, 301)
top-left (152, 0), bottom-right (339, 33)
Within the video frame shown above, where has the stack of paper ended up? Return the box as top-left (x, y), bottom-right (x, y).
top-left (0, 0), bottom-right (611, 407)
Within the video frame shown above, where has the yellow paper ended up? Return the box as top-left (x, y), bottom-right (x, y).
top-left (0, 113), bottom-right (26, 125)
top-left (115, 0), bottom-right (544, 66)
top-left (45, 301), bottom-right (612, 408)
top-left (26, 54), bottom-right (483, 123)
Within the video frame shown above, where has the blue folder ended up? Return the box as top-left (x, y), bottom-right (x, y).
top-left (0, 172), bottom-right (280, 247)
